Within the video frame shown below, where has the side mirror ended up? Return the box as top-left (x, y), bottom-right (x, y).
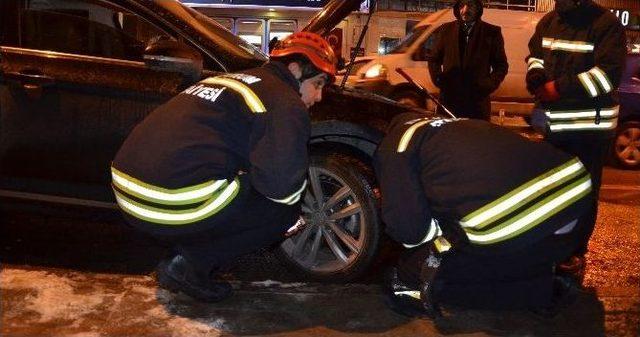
top-left (143, 39), bottom-right (203, 82)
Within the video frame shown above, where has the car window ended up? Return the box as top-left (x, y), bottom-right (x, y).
top-left (19, 0), bottom-right (177, 61)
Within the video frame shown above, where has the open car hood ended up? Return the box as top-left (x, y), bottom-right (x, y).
top-left (303, 0), bottom-right (365, 36)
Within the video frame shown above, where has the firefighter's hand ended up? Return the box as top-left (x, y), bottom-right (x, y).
top-left (535, 81), bottom-right (560, 102)
top-left (526, 70), bottom-right (546, 94)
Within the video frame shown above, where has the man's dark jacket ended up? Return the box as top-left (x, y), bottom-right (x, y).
top-left (428, 0), bottom-right (508, 120)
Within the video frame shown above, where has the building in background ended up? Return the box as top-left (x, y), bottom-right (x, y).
top-left (183, 0), bottom-right (640, 59)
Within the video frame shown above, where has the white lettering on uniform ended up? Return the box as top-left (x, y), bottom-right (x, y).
top-left (184, 85), bottom-right (227, 103)
top-left (206, 87), bottom-right (226, 102)
top-left (223, 73), bottom-right (262, 85)
top-left (197, 88), bottom-right (212, 99)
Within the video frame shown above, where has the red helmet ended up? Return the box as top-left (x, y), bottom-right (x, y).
top-left (270, 32), bottom-right (338, 83)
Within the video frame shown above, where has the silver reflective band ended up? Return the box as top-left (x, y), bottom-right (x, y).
top-left (403, 219), bottom-right (442, 248)
top-left (115, 179), bottom-right (240, 224)
top-left (460, 159), bottom-right (584, 229)
top-left (578, 72), bottom-right (599, 97)
top-left (394, 290), bottom-right (421, 300)
top-left (267, 179), bottom-right (307, 205)
top-left (527, 57), bottom-right (544, 71)
top-left (542, 38), bottom-right (594, 52)
top-left (546, 107), bottom-right (619, 120)
top-left (549, 120), bottom-right (617, 131)
top-left (588, 67), bottom-right (612, 93)
top-left (112, 167), bottom-right (227, 205)
top-left (397, 120), bottom-right (430, 153)
top-left (466, 179), bottom-right (592, 244)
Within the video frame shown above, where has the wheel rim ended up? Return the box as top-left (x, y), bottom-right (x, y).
top-left (280, 165), bottom-right (366, 273)
top-left (615, 126), bottom-right (640, 166)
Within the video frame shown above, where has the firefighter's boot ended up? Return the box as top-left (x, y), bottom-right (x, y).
top-left (157, 255), bottom-right (232, 303)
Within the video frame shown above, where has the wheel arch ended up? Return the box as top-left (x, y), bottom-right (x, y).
top-left (310, 120), bottom-right (383, 165)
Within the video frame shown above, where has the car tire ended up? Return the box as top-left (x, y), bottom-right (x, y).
top-left (278, 153), bottom-right (381, 282)
top-left (612, 121), bottom-right (640, 170)
top-left (391, 90), bottom-right (424, 108)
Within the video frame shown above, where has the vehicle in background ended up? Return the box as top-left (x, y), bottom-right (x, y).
top-left (349, 8), bottom-right (545, 116)
top-left (612, 54), bottom-right (640, 170)
top-left (334, 56), bottom-right (375, 86)
top-left (0, 0), bottom-right (425, 282)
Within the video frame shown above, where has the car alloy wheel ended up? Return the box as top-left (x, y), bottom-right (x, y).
top-left (279, 154), bottom-right (380, 281)
top-left (614, 121), bottom-right (640, 170)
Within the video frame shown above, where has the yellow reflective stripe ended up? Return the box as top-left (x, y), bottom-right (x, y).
top-left (578, 72), bottom-right (599, 97)
top-left (527, 57), bottom-right (544, 71)
top-left (403, 219), bottom-right (442, 248)
top-left (267, 180), bottom-right (307, 205)
top-left (465, 176), bottom-right (591, 245)
top-left (201, 77), bottom-right (266, 113)
top-left (549, 120), bottom-right (617, 131)
top-left (542, 38), bottom-right (594, 52)
top-left (111, 167), bottom-right (228, 206)
top-left (114, 178), bottom-right (240, 225)
top-left (397, 120), bottom-right (430, 153)
top-left (588, 67), bottom-right (612, 94)
top-left (546, 107), bottom-right (619, 120)
top-left (460, 158), bottom-right (584, 229)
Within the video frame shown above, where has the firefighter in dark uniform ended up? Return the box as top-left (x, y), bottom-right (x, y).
top-left (525, 0), bottom-right (626, 277)
top-left (375, 113), bottom-right (594, 317)
top-left (111, 32), bottom-right (337, 302)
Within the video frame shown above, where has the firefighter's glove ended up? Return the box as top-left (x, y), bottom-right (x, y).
top-left (526, 69), bottom-right (546, 94)
top-left (535, 81), bottom-right (560, 102)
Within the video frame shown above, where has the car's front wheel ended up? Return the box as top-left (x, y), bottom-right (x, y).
top-left (279, 153), bottom-right (380, 282)
top-left (612, 121), bottom-right (640, 170)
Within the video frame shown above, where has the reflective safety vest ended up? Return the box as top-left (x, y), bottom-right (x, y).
top-left (111, 62), bottom-right (310, 226)
top-left (374, 115), bottom-right (593, 251)
top-left (526, 3), bottom-right (626, 134)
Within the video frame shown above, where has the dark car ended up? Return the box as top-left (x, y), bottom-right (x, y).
top-left (612, 54), bottom-right (640, 170)
top-left (0, 0), bottom-right (423, 281)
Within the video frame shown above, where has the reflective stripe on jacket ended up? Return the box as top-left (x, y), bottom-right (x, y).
top-left (112, 167), bottom-right (240, 225)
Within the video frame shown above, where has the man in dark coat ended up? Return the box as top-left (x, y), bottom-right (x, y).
top-left (428, 0), bottom-right (508, 120)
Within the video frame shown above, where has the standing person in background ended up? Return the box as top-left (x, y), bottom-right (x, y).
top-left (526, 0), bottom-right (626, 282)
top-left (428, 0), bottom-right (508, 121)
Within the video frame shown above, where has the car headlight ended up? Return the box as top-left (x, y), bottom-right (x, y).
top-left (364, 63), bottom-right (387, 79)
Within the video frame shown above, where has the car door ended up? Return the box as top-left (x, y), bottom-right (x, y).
top-left (0, 0), bottom-right (206, 204)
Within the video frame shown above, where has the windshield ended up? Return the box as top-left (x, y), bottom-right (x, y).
top-left (182, 4), bottom-right (268, 59)
top-left (388, 25), bottom-right (429, 54)
top-left (158, 1), bottom-right (268, 65)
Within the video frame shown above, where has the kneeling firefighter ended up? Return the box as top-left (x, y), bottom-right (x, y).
top-left (111, 32), bottom-right (337, 302)
top-left (374, 113), bottom-right (593, 317)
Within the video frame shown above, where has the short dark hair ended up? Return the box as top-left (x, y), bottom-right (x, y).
top-left (272, 54), bottom-right (323, 81)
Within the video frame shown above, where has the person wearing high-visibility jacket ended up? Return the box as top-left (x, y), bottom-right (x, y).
top-left (375, 113), bottom-right (594, 318)
top-left (111, 32), bottom-right (337, 302)
top-left (525, 0), bottom-right (626, 276)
